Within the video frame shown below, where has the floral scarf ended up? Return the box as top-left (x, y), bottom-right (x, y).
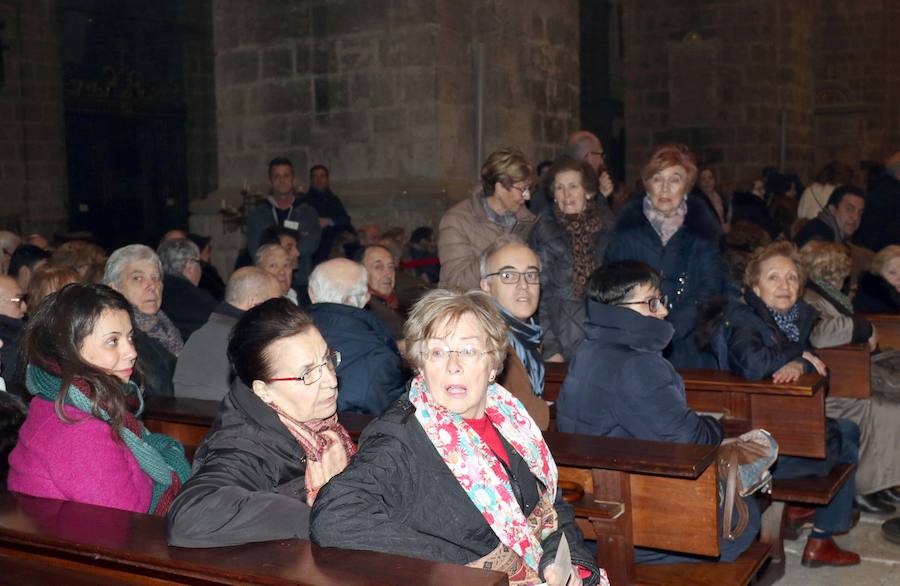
top-left (408, 374), bottom-right (558, 571)
top-left (271, 404), bottom-right (357, 506)
top-left (768, 303), bottom-right (802, 342)
top-left (643, 195), bottom-right (687, 246)
top-left (133, 309), bottom-right (184, 356)
top-left (554, 203), bottom-right (605, 298)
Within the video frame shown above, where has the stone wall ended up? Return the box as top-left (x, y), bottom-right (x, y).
top-left (201, 0), bottom-right (580, 273)
top-left (622, 0), bottom-right (816, 190)
top-left (0, 0), bottom-right (68, 237)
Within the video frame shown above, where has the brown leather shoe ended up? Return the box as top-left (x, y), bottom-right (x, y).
top-left (801, 537), bottom-right (861, 567)
top-left (784, 506), bottom-right (816, 540)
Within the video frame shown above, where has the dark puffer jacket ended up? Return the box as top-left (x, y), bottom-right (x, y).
top-left (557, 300), bottom-right (723, 445)
top-left (605, 194), bottom-right (722, 367)
top-left (310, 397), bottom-right (602, 585)
top-left (529, 201), bottom-right (614, 360)
top-left (165, 382), bottom-right (310, 547)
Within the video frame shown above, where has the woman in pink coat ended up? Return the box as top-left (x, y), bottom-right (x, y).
top-left (7, 283), bottom-right (190, 515)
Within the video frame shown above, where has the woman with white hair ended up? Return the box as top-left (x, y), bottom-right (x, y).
top-left (102, 244), bottom-right (179, 396)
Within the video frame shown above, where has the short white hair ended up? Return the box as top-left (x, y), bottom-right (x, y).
top-left (103, 244), bottom-right (162, 288)
top-left (309, 260), bottom-right (369, 308)
top-left (479, 234), bottom-right (540, 278)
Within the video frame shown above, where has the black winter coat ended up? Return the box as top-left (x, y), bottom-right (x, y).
top-left (310, 397), bottom-right (602, 585)
top-left (529, 201), bottom-right (614, 360)
top-left (160, 275), bottom-right (217, 342)
top-left (557, 300), bottom-right (723, 444)
top-left (605, 194), bottom-right (722, 367)
top-left (853, 272), bottom-right (900, 314)
top-left (0, 315), bottom-right (24, 396)
top-left (856, 172), bottom-right (900, 252)
top-left (704, 291), bottom-right (820, 380)
top-left (730, 191), bottom-right (781, 240)
top-left (307, 303), bottom-right (407, 415)
top-left (165, 382), bottom-right (310, 547)
top-left (133, 329), bottom-right (175, 397)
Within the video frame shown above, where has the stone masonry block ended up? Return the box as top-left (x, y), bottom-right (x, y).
top-left (259, 80), bottom-right (312, 114)
top-left (312, 0), bottom-right (389, 37)
top-left (217, 50), bottom-right (259, 85)
top-left (262, 48), bottom-right (293, 79)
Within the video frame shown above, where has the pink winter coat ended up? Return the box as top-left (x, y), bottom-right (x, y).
top-left (7, 397), bottom-right (153, 513)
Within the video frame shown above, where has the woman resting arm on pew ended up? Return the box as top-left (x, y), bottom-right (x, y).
top-left (7, 284), bottom-right (191, 515)
top-left (557, 261), bottom-right (759, 565)
top-left (799, 241), bottom-right (900, 512)
top-left (311, 289), bottom-right (606, 586)
top-left (700, 241), bottom-right (862, 567)
top-left (166, 298), bottom-right (355, 547)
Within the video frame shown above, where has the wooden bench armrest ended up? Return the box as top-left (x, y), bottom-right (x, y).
top-left (818, 343), bottom-right (871, 399)
top-left (678, 368), bottom-right (825, 396)
top-left (545, 432), bottom-right (718, 479)
top-left (861, 313), bottom-right (900, 350)
top-left (142, 396), bottom-right (220, 426)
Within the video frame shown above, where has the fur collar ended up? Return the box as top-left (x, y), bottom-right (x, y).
top-left (615, 193), bottom-right (721, 241)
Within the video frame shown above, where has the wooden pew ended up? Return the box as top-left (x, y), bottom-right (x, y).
top-left (817, 343), bottom-right (871, 399)
top-left (546, 432), bottom-right (773, 586)
top-left (0, 491), bottom-right (508, 585)
top-left (862, 313), bottom-right (900, 350)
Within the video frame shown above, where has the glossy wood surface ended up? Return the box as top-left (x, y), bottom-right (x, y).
top-left (818, 344), bottom-right (871, 399)
top-left (678, 369), bottom-right (825, 396)
top-left (0, 492), bottom-right (508, 585)
top-left (633, 542), bottom-right (772, 586)
top-left (864, 313), bottom-right (900, 350)
top-left (771, 463), bottom-right (857, 505)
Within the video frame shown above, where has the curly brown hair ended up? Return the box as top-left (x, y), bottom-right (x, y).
top-left (743, 241), bottom-right (806, 290)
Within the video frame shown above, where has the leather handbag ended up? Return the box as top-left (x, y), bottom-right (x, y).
top-left (717, 429), bottom-right (779, 540)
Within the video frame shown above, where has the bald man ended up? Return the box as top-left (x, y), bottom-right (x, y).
top-left (307, 258), bottom-right (406, 415)
top-left (0, 274), bottom-right (26, 395)
top-left (174, 267), bottom-right (282, 400)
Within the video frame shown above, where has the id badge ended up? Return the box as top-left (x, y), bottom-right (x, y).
top-left (284, 220), bottom-right (300, 230)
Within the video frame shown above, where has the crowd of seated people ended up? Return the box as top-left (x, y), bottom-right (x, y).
top-left (0, 140), bottom-right (896, 584)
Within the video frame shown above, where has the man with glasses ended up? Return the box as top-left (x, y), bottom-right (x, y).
top-left (158, 238), bottom-right (217, 341)
top-left (557, 261), bottom-right (759, 565)
top-left (479, 235), bottom-right (551, 429)
top-left (307, 258), bottom-right (406, 415)
top-left (0, 274), bottom-right (26, 395)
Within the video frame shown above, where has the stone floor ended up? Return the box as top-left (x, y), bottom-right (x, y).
top-left (778, 510), bottom-right (900, 585)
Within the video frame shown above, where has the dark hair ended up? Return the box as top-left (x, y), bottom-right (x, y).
top-left (8, 244), bottom-right (51, 278)
top-left (548, 157), bottom-right (599, 195)
top-left (228, 297), bottom-right (317, 387)
top-left (586, 261), bottom-right (662, 305)
top-left (827, 184), bottom-right (865, 208)
top-left (268, 157), bottom-right (294, 176)
top-left (260, 225), bottom-right (301, 247)
top-left (409, 226), bottom-right (433, 244)
top-left (309, 164), bottom-right (329, 178)
top-left (536, 160), bottom-right (553, 176)
top-left (21, 283), bottom-right (140, 435)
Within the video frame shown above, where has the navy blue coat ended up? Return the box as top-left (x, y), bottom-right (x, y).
top-left (704, 291), bottom-right (820, 380)
top-left (605, 194), bottom-right (722, 368)
top-left (557, 300), bottom-right (723, 445)
top-left (307, 303), bottom-right (406, 416)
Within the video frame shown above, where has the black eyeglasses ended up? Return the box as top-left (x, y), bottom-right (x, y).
top-left (584, 151), bottom-right (606, 160)
top-left (269, 350), bottom-right (341, 385)
top-left (483, 270), bottom-right (541, 285)
top-left (615, 295), bottom-right (668, 313)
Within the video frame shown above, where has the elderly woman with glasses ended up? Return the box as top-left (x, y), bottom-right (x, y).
top-left (438, 148), bottom-right (538, 291)
top-left (529, 158), bottom-right (615, 361)
top-left (166, 298), bottom-right (355, 547)
top-left (605, 144), bottom-right (722, 368)
top-left (102, 244), bottom-right (180, 396)
top-left (312, 289), bottom-right (606, 586)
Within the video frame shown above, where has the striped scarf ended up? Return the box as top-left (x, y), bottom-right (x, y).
top-left (26, 365), bottom-right (191, 516)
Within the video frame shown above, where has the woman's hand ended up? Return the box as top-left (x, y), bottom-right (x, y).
top-left (772, 360), bottom-right (805, 383)
top-left (545, 353), bottom-right (565, 363)
top-left (868, 326), bottom-right (879, 352)
top-left (801, 351), bottom-right (827, 376)
top-left (599, 172), bottom-right (614, 197)
top-left (543, 564), bottom-right (583, 586)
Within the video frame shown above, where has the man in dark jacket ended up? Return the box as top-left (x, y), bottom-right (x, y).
top-left (174, 268), bottom-right (281, 401)
top-left (158, 238), bottom-right (217, 341)
top-left (794, 185), bottom-right (865, 248)
top-left (0, 275), bottom-right (26, 397)
top-left (299, 164), bottom-right (352, 264)
top-left (245, 158), bottom-right (322, 282)
top-left (557, 261), bottom-right (759, 564)
top-left (856, 151), bottom-right (900, 252)
top-left (307, 258), bottom-right (406, 415)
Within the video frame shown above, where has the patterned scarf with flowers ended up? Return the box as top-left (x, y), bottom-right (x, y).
top-left (408, 374), bottom-right (558, 573)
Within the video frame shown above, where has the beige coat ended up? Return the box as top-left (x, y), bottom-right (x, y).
top-left (498, 349), bottom-right (550, 431)
top-left (437, 193), bottom-right (537, 290)
top-left (805, 286), bottom-right (872, 348)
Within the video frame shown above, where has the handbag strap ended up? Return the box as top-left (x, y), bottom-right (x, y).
top-left (721, 450), bottom-right (750, 540)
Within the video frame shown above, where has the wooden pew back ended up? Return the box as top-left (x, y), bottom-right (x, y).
top-left (863, 313), bottom-right (900, 350)
top-left (817, 343), bottom-right (871, 398)
top-left (0, 491), bottom-right (508, 585)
